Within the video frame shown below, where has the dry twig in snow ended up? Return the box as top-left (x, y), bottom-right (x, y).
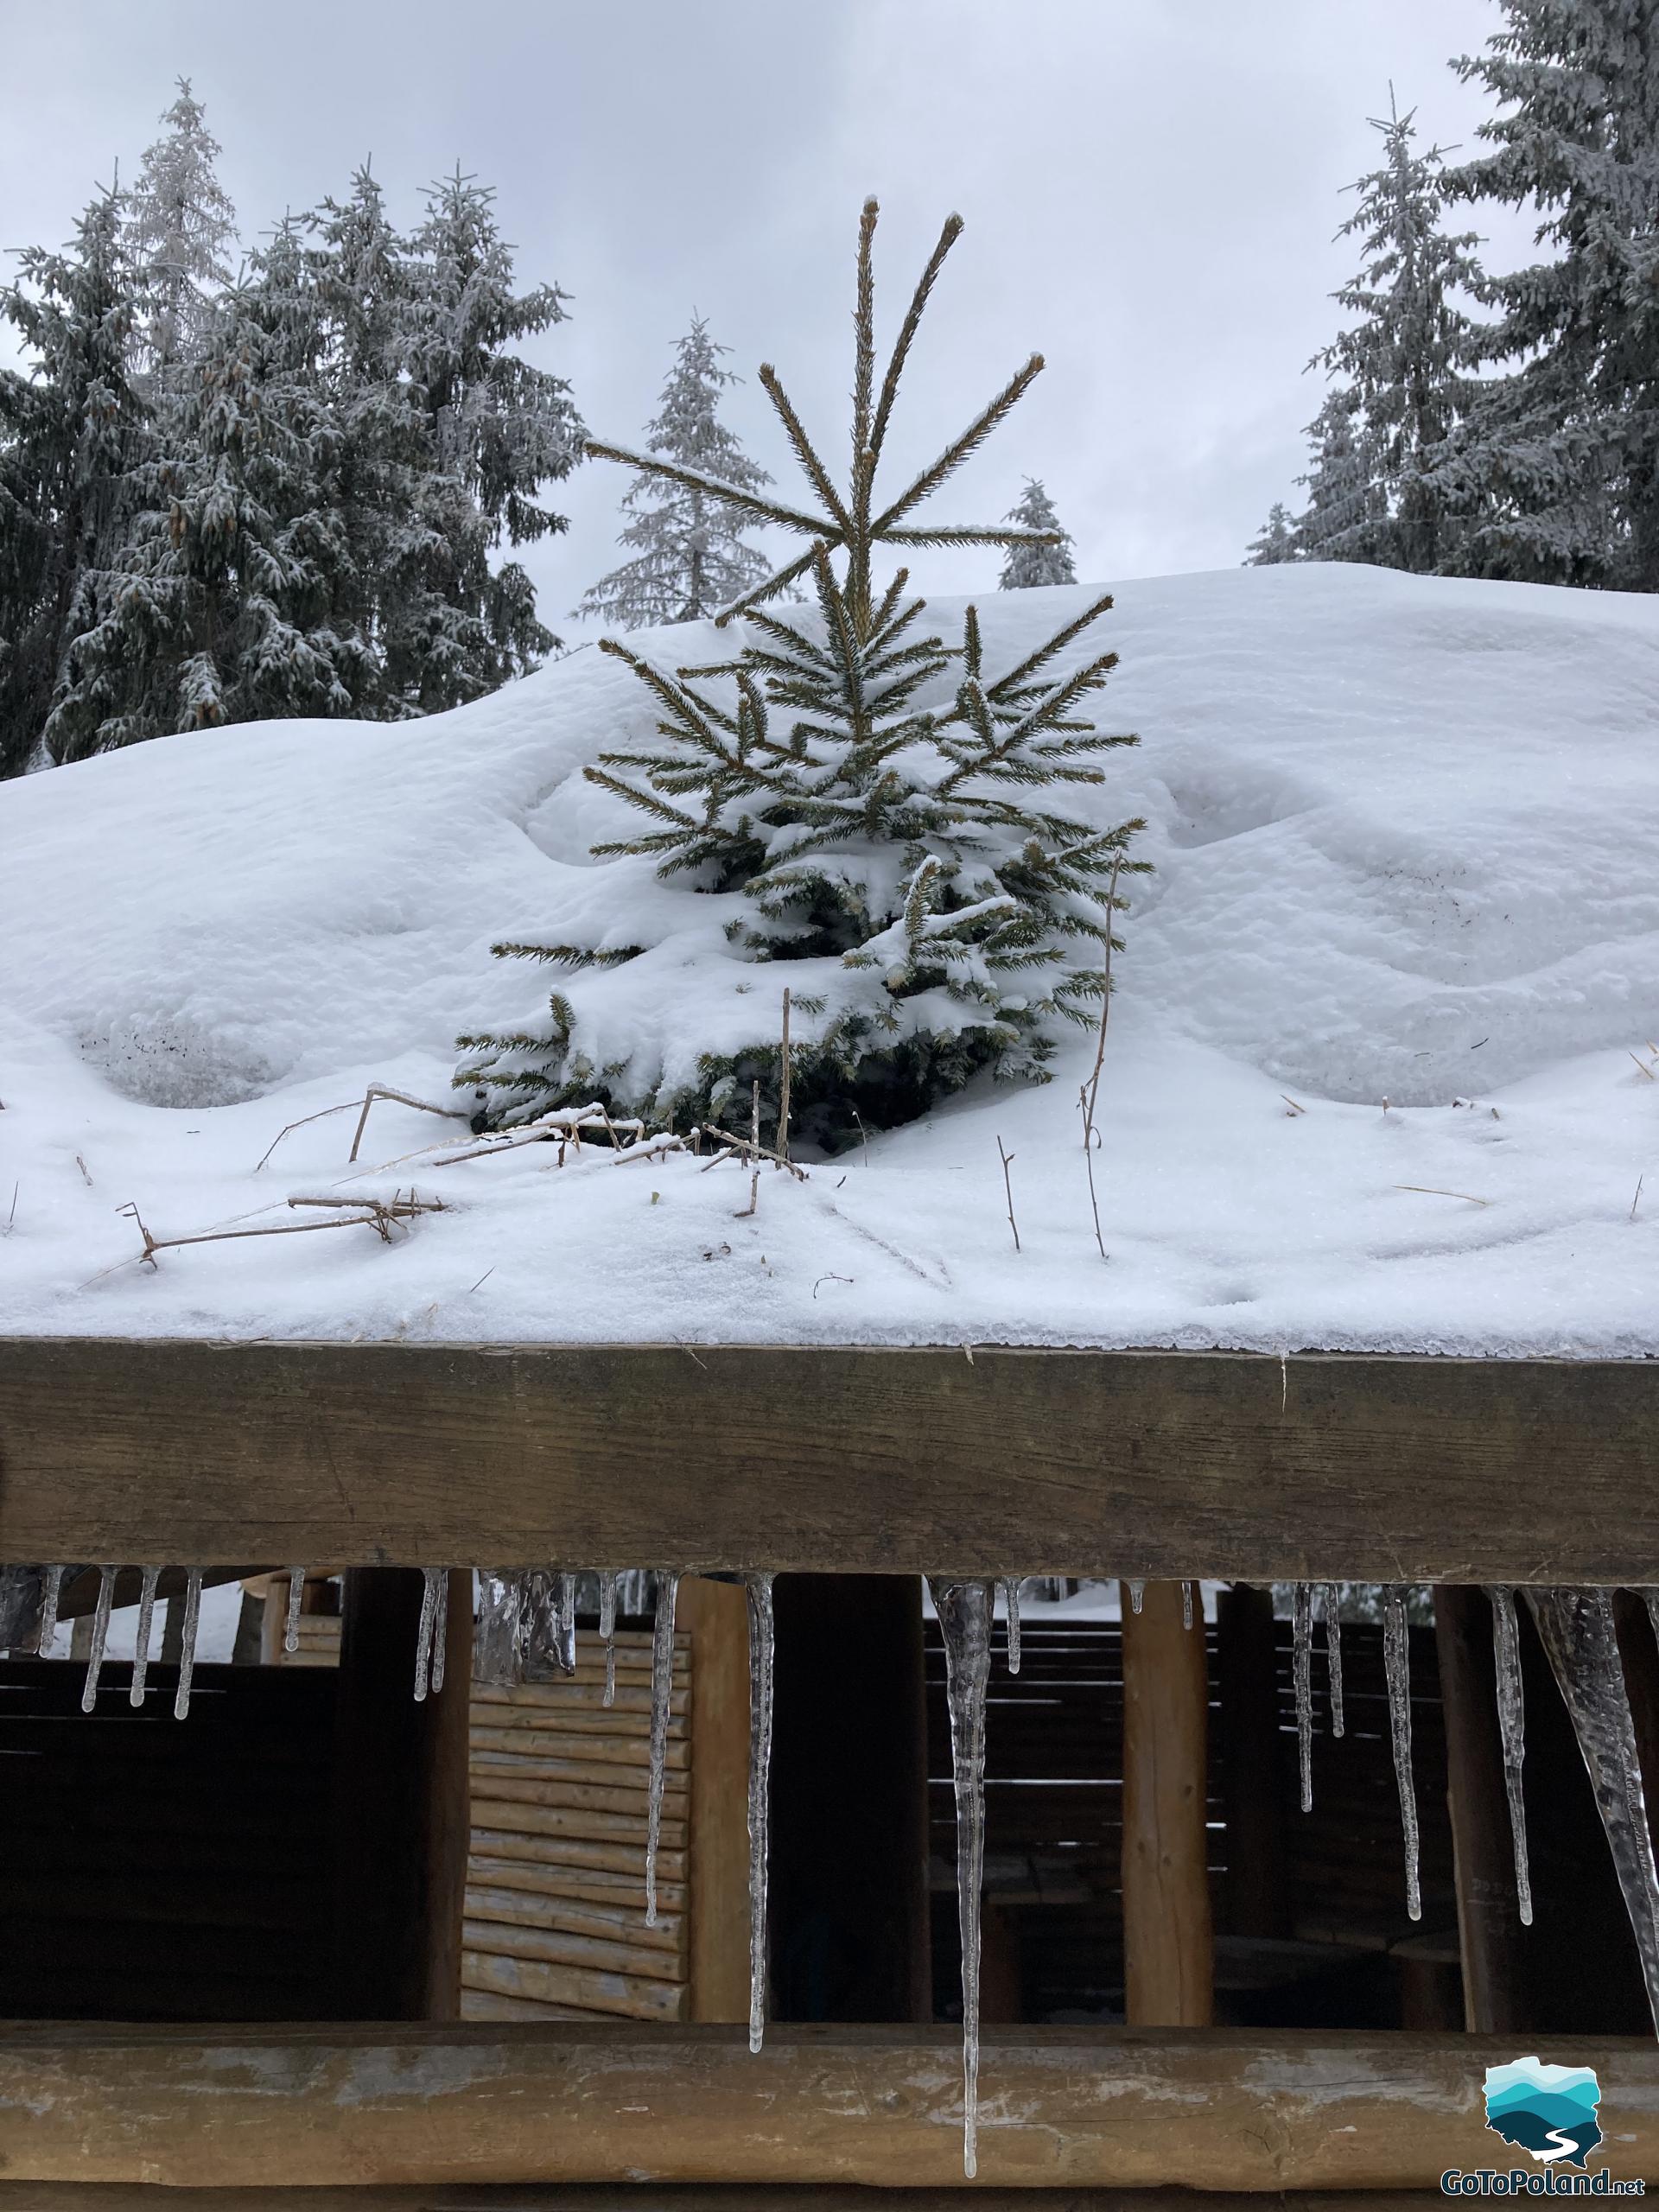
top-left (996, 1135), bottom-right (1020, 1253)
top-left (1078, 850), bottom-right (1123, 1260)
top-left (736, 1083), bottom-right (762, 1218)
top-left (1395, 1185), bottom-right (1491, 1207)
top-left (349, 1084), bottom-right (474, 1163)
top-left (255, 1097), bottom-right (360, 1173)
top-left (119, 1192), bottom-right (445, 1268)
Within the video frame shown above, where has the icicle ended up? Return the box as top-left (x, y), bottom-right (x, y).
top-left (173, 1570), bottom-right (202, 1720)
top-left (474, 1571), bottom-right (526, 1686)
top-left (1320, 1583), bottom-right (1344, 1738)
top-left (430, 1571), bottom-right (449, 1695)
top-left (745, 1571), bottom-right (776, 2055)
top-left (284, 1567), bottom-right (305, 1654)
top-left (130, 1567), bottom-right (159, 1707)
top-left (1128, 1579), bottom-right (1144, 1615)
top-left (645, 1571), bottom-right (681, 1928)
top-left (37, 1567), bottom-right (62, 1657)
top-left (81, 1566), bottom-right (116, 1713)
top-left (414, 1567), bottom-right (442, 1700)
top-left (1182, 1580), bottom-right (1195, 1631)
top-left (1487, 1585), bottom-right (1533, 1926)
top-left (601, 1571), bottom-right (619, 1708)
top-left (928, 1576), bottom-right (994, 2181)
top-left (1528, 1586), bottom-right (1659, 2031)
top-left (1382, 1585), bottom-right (1421, 1921)
top-left (556, 1570), bottom-right (577, 1675)
top-left (1002, 1578), bottom-right (1021, 1675)
top-left (1293, 1581), bottom-right (1314, 1813)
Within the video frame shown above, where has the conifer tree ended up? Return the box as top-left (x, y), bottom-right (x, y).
top-left (124, 79), bottom-right (238, 393)
top-left (1294, 390), bottom-right (1390, 563)
top-left (45, 221), bottom-right (361, 759)
top-left (577, 315), bottom-right (774, 627)
top-left (998, 477), bottom-right (1077, 588)
top-left (459, 201), bottom-right (1144, 1148)
top-left (1440, 2), bottom-right (1659, 588)
top-left (0, 186), bottom-right (147, 775)
top-left (386, 168), bottom-right (584, 711)
top-left (1316, 98), bottom-right (1484, 574)
top-left (1243, 501), bottom-right (1299, 565)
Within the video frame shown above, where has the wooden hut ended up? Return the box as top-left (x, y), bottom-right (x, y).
top-left (3, 1338), bottom-right (1658, 2204)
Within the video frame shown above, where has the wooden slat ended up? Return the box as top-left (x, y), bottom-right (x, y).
top-left (463, 1885), bottom-right (681, 1952)
top-left (471, 1722), bottom-right (689, 1760)
top-left (5, 1338), bottom-right (1659, 1580)
top-left (0, 2190), bottom-right (1486, 2212)
top-left (467, 1829), bottom-right (685, 1881)
top-left (467, 1854), bottom-right (684, 1911)
top-left (461, 1952), bottom-right (688, 2020)
top-left (471, 1799), bottom-right (688, 1848)
top-left (461, 1917), bottom-right (683, 1982)
top-left (470, 1748), bottom-right (687, 1789)
top-left (3, 2024), bottom-right (1657, 2187)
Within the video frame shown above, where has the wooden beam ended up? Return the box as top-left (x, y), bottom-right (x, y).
top-left (1121, 1580), bottom-right (1214, 2026)
top-left (0, 2186), bottom-right (1473, 2210)
top-left (3, 2024), bottom-right (1657, 2189)
top-left (3, 1339), bottom-right (1659, 1580)
top-left (333, 1568), bottom-right (471, 2020)
top-left (677, 1574), bottom-right (752, 2024)
top-left (1434, 1584), bottom-right (1527, 2033)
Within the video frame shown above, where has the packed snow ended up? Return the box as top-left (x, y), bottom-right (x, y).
top-left (2, 561), bottom-right (1657, 1357)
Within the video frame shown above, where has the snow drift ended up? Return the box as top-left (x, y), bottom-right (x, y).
top-left (2, 560), bottom-right (1657, 1355)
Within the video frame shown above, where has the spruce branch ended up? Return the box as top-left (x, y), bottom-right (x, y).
top-left (758, 365), bottom-right (852, 534)
top-left (582, 440), bottom-right (831, 539)
top-left (869, 212), bottom-right (964, 465)
top-left (871, 353), bottom-right (1046, 532)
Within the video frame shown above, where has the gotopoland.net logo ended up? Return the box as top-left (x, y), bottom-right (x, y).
top-left (1441, 2059), bottom-right (1646, 2196)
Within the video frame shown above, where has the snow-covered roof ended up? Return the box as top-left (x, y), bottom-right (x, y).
top-left (3, 563), bottom-right (1656, 1357)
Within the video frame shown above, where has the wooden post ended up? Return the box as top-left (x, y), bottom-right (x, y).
top-left (1434, 1583), bottom-right (1526, 2032)
top-left (1121, 1579), bottom-right (1214, 2026)
top-left (677, 1574), bottom-right (752, 2024)
top-left (333, 1567), bottom-right (471, 2020)
top-left (768, 1575), bottom-right (931, 2022)
top-left (1214, 1583), bottom-right (1289, 1941)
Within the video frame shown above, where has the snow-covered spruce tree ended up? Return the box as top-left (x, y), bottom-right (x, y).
top-left (1439, 3), bottom-right (1659, 588)
top-left (385, 168), bottom-right (584, 712)
top-left (1294, 389), bottom-right (1390, 562)
top-left (998, 477), bottom-right (1077, 588)
top-left (458, 200), bottom-right (1144, 1149)
top-left (578, 315), bottom-right (776, 628)
top-left (1243, 502), bottom-right (1300, 564)
top-left (1316, 97), bottom-right (1484, 575)
top-left (44, 221), bottom-right (363, 758)
top-left (0, 186), bottom-right (148, 776)
top-left (124, 79), bottom-right (238, 396)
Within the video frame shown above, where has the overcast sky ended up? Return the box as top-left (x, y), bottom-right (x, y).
top-left (0, 0), bottom-right (1539, 628)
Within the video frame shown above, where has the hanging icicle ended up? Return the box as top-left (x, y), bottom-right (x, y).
top-left (414, 1567), bottom-right (442, 1701)
top-left (1487, 1585), bottom-right (1533, 1926)
top-left (173, 1570), bottom-right (203, 1720)
top-left (1382, 1585), bottom-right (1421, 1922)
top-left (928, 1576), bottom-right (995, 2181)
top-left (1127, 1580), bottom-right (1144, 1616)
top-left (556, 1572), bottom-right (578, 1675)
top-left (1002, 1579), bottom-right (1021, 1675)
top-left (601, 1572), bottom-right (620, 1708)
top-left (430, 1572), bottom-right (450, 1695)
top-left (645, 1571), bottom-right (682, 1929)
top-left (81, 1567), bottom-right (117, 1713)
top-left (1293, 1581), bottom-right (1315, 1813)
top-left (284, 1567), bottom-right (305, 1655)
top-left (1320, 1584), bottom-right (1344, 1738)
top-left (745, 1572), bottom-right (776, 2055)
top-left (1528, 1586), bottom-right (1659, 2031)
top-left (130, 1567), bottom-right (160, 1707)
top-left (36, 1566), bottom-right (63, 1659)
top-left (1182, 1580), bottom-right (1195, 1631)
top-left (475, 1571), bottom-right (526, 1687)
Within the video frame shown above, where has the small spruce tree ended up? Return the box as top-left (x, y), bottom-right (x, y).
top-left (998, 477), bottom-right (1077, 588)
top-left (1294, 390), bottom-right (1390, 563)
top-left (578, 315), bottom-right (776, 627)
top-left (124, 79), bottom-right (239, 394)
top-left (459, 201), bottom-right (1144, 1148)
top-left (1243, 502), bottom-right (1299, 565)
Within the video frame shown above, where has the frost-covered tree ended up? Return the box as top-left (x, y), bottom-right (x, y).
top-left (1294, 390), bottom-right (1390, 562)
top-left (578, 316), bottom-right (775, 627)
top-left (1243, 502), bottom-right (1300, 564)
top-left (385, 168), bottom-right (584, 712)
top-left (45, 220), bottom-right (363, 759)
top-left (459, 200), bottom-right (1145, 1149)
top-left (1317, 99), bottom-right (1484, 574)
top-left (1439, 2), bottom-right (1659, 588)
top-left (0, 186), bottom-right (147, 775)
top-left (124, 79), bottom-right (238, 392)
top-left (998, 477), bottom-right (1077, 588)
